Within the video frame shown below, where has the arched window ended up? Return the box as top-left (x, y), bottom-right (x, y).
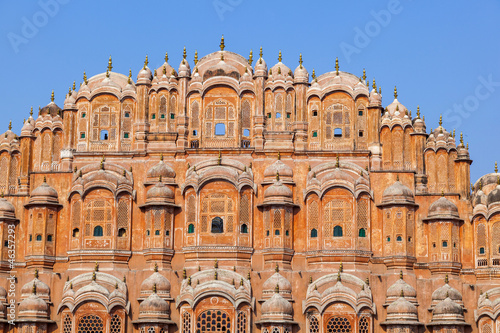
top-left (359, 316), bottom-right (369, 333)
top-left (188, 224), bottom-right (195, 234)
top-left (47, 235), bottom-right (53, 242)
top-left (78, 315), bottom-right (104, 333)
top-left (211, 217), bottom-right (224, 233)
top-left (334, 128), bottom-right (342, 137)
top-left (396, 235), bottom-right (402, 241)
top-left (312, 131), bottom-right (318, 138)
top-left (72, 228), bottom-right (80, 237)
top-left (197, 310), bottom-right (231, 333)
top-left (155, 230), bottom-right (160, 235)
top-left (93, 226), bottom-right (103, 237)
top-left (241, 224), bottom-right (248, 234)
top-left (480, 247), bottom-right (485, 254)
top-left (237, 311), bottom-right (247, 333)
top-left (358, 228), bottom-right (366, 237)
top-left (110, 314), bottom-right (122, 333)
top-left (100, 130), bottom-right (109, 140)
top-left (333, 226), bottom-right (343, 237)
top-left (311, 228), bottom-right (318, 238)
top-left (309, 315), bottom-right (320, 333)
top-left (182, 312), bottom-right (191, 333)
top-left (63, 314), bottom-right (72, 333)
top-left (442, 241), bottom-right (448, 247)
top-left (36, 234), bottom-right (42, 241)
top-left (118, 228), bottom-right (126, 237)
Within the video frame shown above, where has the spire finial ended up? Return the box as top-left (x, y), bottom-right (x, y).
top-left (400, 270), bottom-right (403, 279)
top-left (460, 132), bottom-right (464, 144)
top-left (486, 292), bottom-right (489, 299)
top-left (8, 120), bottom-right (12, 131)
top-left (276, 171), bottom-right (280, 181)
top-left (248, 49), bottom-right (253, 65)
top-left (188, 276), bottom-right (191, 286)
top-left (441, 190), bottom-right (445, 197)
top-left (35, 268), bottom-right (39, 279)
top-left (277, 151), bottom-right (281, 160)
top-left (95, 261), bottom-right (99, 271)
top-left (160, 153), bottom-right (164, 161)
top-left (275, 263), bottom-right (279, 273)
top-left (445, 274), bottom-right (449, 284)
top-left (379, 87), bottom-right (382, 94)
top-left (143, 55), bottom-right (149, 69)
top-left (335, 57), bottom-right (339, 75)
top-left (92, 271), bottom-right (96, 281)
top-left (194, 50), bottom-right (198, 65)
top-left (394, 86), bottom-right (398, 99)
top-left (218, 150), bottom-right (222, 165)
top-left (446, 290), bottom-right (450, 298)
top-left (153, 283), bottom-right (157, 294)
top-left (154, 262), bottom-right (158, 272)
top-left (337, 271), bottom-right (341, 282)
top-left (30, 106), bottom-right (33, 117)
top-left (240, 278), bottom-right (244, 286)
top-left (362, 68), bottom-right (366, 81)
top-left (335, 154), bottom-right (340, 168)
top-left (73, 81), bottom-right (76, 91)
top-left (182, 268), bottom-right (187, 279)
top-left (32, 282), bottom-right (37, 295)
top-left (183, 46), bottom-right (187, 59)
top-left (495, 162), bottom-right (498, 173)
top-left (417, 105), bottom-right (420, 118)
top-left (214, 259), bottom-right (218, 269)
top-left (128, 69), bottom-right (132, 84)
top-left (51, 90), bottom-right (55, 102)
top-left (214, 270), bottom-right (218, 280)
top-left (107, 55), bottom-right (113, 73)
top-left (312, 69), bottom-right (316, 80)
top-left (339, 262), bottom-right (343, 272)
top-left (278, 50), bottom-right (282, 62)
top-left (219, 35), bottom-right (225, 51)
top-left (259, 46), bottom-right (263, 58)
top-left (299, 53), bottom-right (303, 68)
top-left (43, 176), bottom-right (47, 183)
top-left (165, 51), bottom-right (169, 63)
top-left (275, 284), bottom-right (279, 293)
top-left (372, 78), bottom-right (376, 90)
top-left (439, 114), bottom-right (443, 127)
top-left (83, 71), bottom-right (88, 85)
top-left (400, 289), bottom-right (404, 297)
top-left (396, 174), bottom-right (400, 181)
top-left (366, 277), bottom-right (370, 286)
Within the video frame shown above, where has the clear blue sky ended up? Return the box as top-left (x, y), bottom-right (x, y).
top-left (0, 0), bottom-right (499, 183)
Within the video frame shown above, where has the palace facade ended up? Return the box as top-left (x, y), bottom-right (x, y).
top-left (0, 39), bottom-right (498, 333)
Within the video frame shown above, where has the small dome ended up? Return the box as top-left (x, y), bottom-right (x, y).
top-left (139, 293), bottom-right (170, 314)
top-left (146, 182), bottom-right (174, 202)
top-left (433, 297), bottom-right (463, 316)
top-left (270, 55), bottom-right (291, 80)
top-left (432, 283), bottom-right (462, 303)
top-left (254, 53), bottom-right (268, 76)
top-left (474, 190), bottom-right (486, 207)
top-left (264, 181), bottom-right (293, 201)
top-left (387, 275), bottom-right (417, 300)
top-left (140, 271), bottom-right (171, 297)
top-left (262, 270), bottom-right (292, 299)
top-left (264, 160), bottom-right (293, 180)
top-left (76, 280), bottom-right (109, 297)
top-left (203, 58), bottom-right (239, 81)
top-left (31, 179), bottom-right (58, 200)
top-left (261, 292), bottom-right (293, 318)
top-left (487, 183), bottom-right (500, 206)
top-left (21, 118), bottom-right (35, 136)
top-left (294, 63), bottom-right (308, 82)
top-left (137, 64), bottom-right (152, 84)
top-left (428, 196), bottom-right (459, 219)
top-left (147, 159), bottom-right (176, 180)
top-left (40, 101), bottom-right (61, 117)
top-left (178, 56), bottom-right (191, 77)
top-left (387, 295), bottom-right (418, 316)
top-left (0, 196), bottom-right (15, 219)
top-left (21, 277), bottom-right (50, 299)
top-left (382, 180), bottom-right (414, 204)
top-left (369, 90), bottom-right (382, 106)
top-left (386, 97), bottom-right (407, 117)
top-left (18, 294), bottom-right (48, 315)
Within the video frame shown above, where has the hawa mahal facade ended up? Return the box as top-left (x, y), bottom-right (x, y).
top-left (0, 39), bottom-right (498, 333)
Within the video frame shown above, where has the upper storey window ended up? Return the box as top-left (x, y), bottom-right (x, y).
top-left (215, 123), bottom-right (226, 136)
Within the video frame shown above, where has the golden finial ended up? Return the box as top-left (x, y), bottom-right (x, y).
top-left (337, 271), bottom-right (341, 282)
top-left (35, 268), bottom-right (39, 278)
top-left (220, 53), bottom-right (224, 61)
top-left (366, 81), bottom-right (369, 88)
top-left (396, 174), bottom-right (400, 182)
top-left (247, 272), bottom-right (251, 280)
top-left (495, 162), bottom-right (498, 173)
top-left (497, 176), bottom-right (500, 185)
top-left (72, 80), bottom-right (76, 91)
top-left (43, 176), bottom-right (47, 183)
top-left (439, 114), bottom-right (443, 127)
top-left (362, 68), bottom-right (366, 81)
top-left (127, 69), bottom-right (132, 84)
top-left (275, 264), bottom-right (279, 273)
top-left (460, 132), bottom-right (463, 144)
top-left (379, 87), bottom-right (381, 94)
top-left (485, 292), bottom-right (489, 299)
top-left (51, 90), bottom-right (55, 102)
top-left (314, 284), bottom-right (317, 290)
top-left (240, 278), bottom-right (244, 286)
top-left (187, 276), bottom-right (191, 286)
top-left (214, 271), bottom-right (218, 280)
top-left (218, 150), bottom-right (222, 165)
top-left (219, 35), bottom-right (225, 51)
top-left (445, 274), bottom-right (449, 284)
top-left (275, 284), bottom-right (279, 293)
top-left (100, 160), bottom-right (104, 170)
top-left (68, 86), bottom-right (72, 95)
top-left (153, 283), bottom-right (157, 293)
top-left (154, 262), bottom-right (158, 272)
top-left (0, 192), bottom-right (3, 199)
top-left (214, 259), bottom-right (218, 269)
top-left (278, 50), bottom-right (282, 62)
top-left (183, 46), bottom-right (187, 59)
top-left (171, 68), bottom-right (176, 77)
top-left (400, 270), bottom-right (403, 279)
top-left (83, 71), bottom-right (88, 85)
top-left (248, 49), bottom-right (253, 65)
top-left (107, 55), bottom-right (113, 73)
top-left (123, 276), bottom-right (126, 282)
top-left (335, 57), bottom-right (339, 75)
top-left (339, 262), bottom-right (343, 273)
top-left (198, 265), bottom-right (201, 271)
top-left (8, 121), bottom-right (12, 131)
top-left (372, 78), bottom-right (376, 90)
top-left (299, 53), bottom-right (303, 68)
top-left (335, 154), bottom-right (340, 168)
top-left (143, 55), bottom-right (149, 69)
top-left (92, 271), bottom-right (96, 281)
top-left (441, 190), bottom-right (445, 197)
top-left (277, 151), bottom-right (281, 160)
top-left (277, 66), bottom-right (281, 75)
top-left (400, 289), bottom-right (404, 297)
top-left (182, 268), bottom-right (187, 279)
top-left (95, 261), bottom-right (99, 271)
top-left (276, 171), bottom-right (280, 182)
top-left (70, 282), bottom-right (73, 289)
top-left (466, 142), bottom-right (469, 150)
top-left (194, 50), bottom-right (198, 65)
top-left (164, 51), bottom-right (169, 63)
top-left (32, 282), bottom-right (37, 295)
top-left (259, 46), bottom-right (263, 59)
top-left (159, 175), bottom-right (162, 182)
top-left (30, 106), bottom-right (33, 117)
top-left (366, 277), bottom-right (370, 286)
top-left (479, 179), bottom-right (483, 190)
top-left (309, 276), bottom-right (313, 284)
top-left (446, 290), bottom-right (450, 298)
top-left (311, 69), bottom-right (316, 80)
top-left (394, 86), bottom-right (398, 99)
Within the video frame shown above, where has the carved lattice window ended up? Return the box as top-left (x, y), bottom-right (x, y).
top-left (8, 156), bottom-right (18, 192)
top-left (84, 193), bottom-right (113, 240)
top-left (117, 199), bottom-right (129, 228)
top-left (309, 200), bottom-right (319, 234)
top-left (237, 311), bottom-right (247, 333)
top-left (324, 199), bottom-right (352, 237)
top-left (201, 193), bottom-right (235, 234)
top-left (359, 317), bottom-right (369, 333)
top-left (63, 314), bottom-right (72, 333)
top-left (478, 223), bottom-right (486, 256)
top-left (309, 316), bottom-right (320, 333)
top-left (183, 312), bottom-right (192, 333)
top-left (0, 156), bottom-right (8, 191)
top-left (77, 314), bottom-right (104, 333)
top-left (492, 222), bottom-right (500, 256)
top-left (196, 309), bottom-right (231, 333)
top-left (110, 314), bottom-right (122, 333)
top-left (191, 101), bottom-right (200, 130)
top-left (326, 317), bottom-right (351, 333)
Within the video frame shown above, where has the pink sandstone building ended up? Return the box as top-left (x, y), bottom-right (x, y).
top-left (0, 39), bottom-right (497, 333)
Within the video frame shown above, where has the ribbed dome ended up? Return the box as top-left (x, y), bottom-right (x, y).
top-left (387, 295), bottom-right (418, 317)
top-left (40, 101), bottom-right (61, 117)
top-left (432, 283), bottom-right (462, 302)
top-left (387, 276), bottom-right (417, 300)
top-left (428, 196), bottom-right (459, 219)
top-left (21, 277), bottom-right (50, 299)
top-left (433, 297), bottom-right (463, 316)
top-left (31, 179), bottom-right (58, 200)
top-left (76, 280), bottom-right (110, 297)
top-left (386, 97), bottom-right (407, 117)
top-left (137, 65), bottom-right (152, 83)
top-left (203, 58), bottom-right (239, 80)
top-left (262, 270), bottom-right (292, 299)
top-left (264, 160), bottom-right (293, 179)
top-left (254, 53), bottom-right (268, 75)
top-left (294, 63), bottom-right (308, 82)
top-left (487, 184), bottom-right (500, 206)
top-left (0, 196), bottom-right (15, 218)
top-left (21, 118), bottom-right (34, 135)
top-left (382, 180), bottom-right (414, 204)
top-left (474, 190), bottom-right (486, 207)
top-left (261, 292), bottom-right (293, 318)
top-left (264, 181), bottom-right (292, 200)
top-left (147, 159), bottom-right (176, 180)
top-left (270, 55), bottom-right (291, 79)
top-left (140, 271), bottom-right (171, 297)
top-left (139, 293), bottom-right (170, 314)
top-left (146, 182), bottom-right (174, 201)
top-left (18, 294), bottom-right (48, 314)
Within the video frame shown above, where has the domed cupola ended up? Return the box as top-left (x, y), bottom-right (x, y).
top-left (21, 109), bottom-right (35, 137)
top-left (28, 177), bottom-right (59, 206)
top-left (0, 194), bottom-right (16, 220)
top-left (123, 69), bottom-right (136, 93)
top-left (178, 47), bottom-right (191, 77)
top-left (412, 106), bottom-right (426, 133)
top-left (383, 290), bottom-right (421, 325)
top-left (146, 181), bottom-right (175, 204)
top-left (156, 52), bottom-right (176, 80)
top-left (139, 263), bottom-right (172, 300)
top-left (486, 176), bottom-right (500, 207)
top-left (263, 153), bottom-right (293, 184)
top-left (262, 265), bottom-right (292, 300)
top-left (430, 275), bottom-right (463, 309)
top-left (381, 177), bottom-right (415, 206)
top-left (21, 269), bottom-right (50, 302)
top-left (262, 172), bottom-right (293, 206)
top-left (428, 292), bottom-right (468, 329)
top-left (137, 284), bottom-right (171, 320)
top-left (39, 91), bottom-right (61, 117)
top-left (254, 47), bottom-right (268, 77)
top-left (18, 282), bottom-right (49, 320)
top-left (385, 86), bottom-right (407, 118)
top-left (385, 271), bottom-right (417, 305)
top-left (293, 54), bottom-right (309, 83)
top-left (426, 195), bottom-right (460, 220)
top-left (257, 285), bottom-right (294, 328)
top-left (137, 56), bottom-right (153, 85)
top-left (269, 50), bottom-right (291, 81)
top-left (75, 272), bottom-right (110, 298)
top-left (369, 79), bottom-right (382, 106)
top-left (146, 154), bottom-right (176, 184)
top-left (203, 40), bottom-right (240, 81)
